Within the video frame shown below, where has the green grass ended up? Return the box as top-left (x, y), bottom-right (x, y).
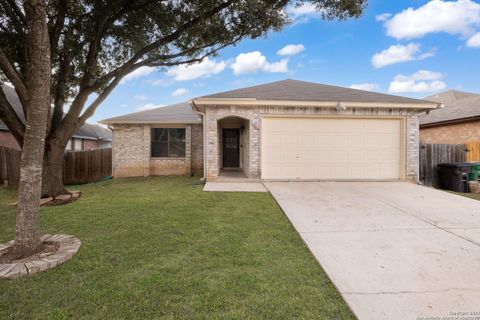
top-left (0, 176), bottom-right (354, 320)
top-left (450, 191), bottom-right (480, 201)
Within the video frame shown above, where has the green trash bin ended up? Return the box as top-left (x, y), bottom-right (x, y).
top-left (468, 163), bottom-right (480, 181)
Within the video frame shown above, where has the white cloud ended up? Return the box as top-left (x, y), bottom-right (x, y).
top-left (286, 3), bottom-right (323, 23)
top-left (134, 94), bottom-right (148, 101)
top-left (135, 103), bottom-right (165, 111)
top-left (231, 51), bottom-right (288, 75)
top-left (277, 44), bottom-right (305, 56)
top-left (172, 88), bottom-right (189, 97)
top-left (371, 43), bottom-right (435, 68)
top-left (388, 70), bottom-right (446, 93)
top-left (376, 13), bottom-right (392, 22)
top-left (384, 0), bottom-right (480, 41)
top-left (121, 66), bottom-right (155, 83)
top-left (467, 32), bottom-right (480, 47)
top-left (167, 57), bottom-right (226, 81)
top-left (287, 3), bottom-right (318, 17)
top-left (349, 83), bottom-right (380, 91)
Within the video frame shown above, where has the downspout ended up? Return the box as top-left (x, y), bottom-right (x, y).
top-left (190, 100), bottom-right (207, 182)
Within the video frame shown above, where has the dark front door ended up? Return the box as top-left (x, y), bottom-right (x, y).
top-left (222, 129), bottom-right (240, 168)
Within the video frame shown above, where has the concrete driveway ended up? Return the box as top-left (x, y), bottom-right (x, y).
top-left (265, 182), bottom-right (480, 320)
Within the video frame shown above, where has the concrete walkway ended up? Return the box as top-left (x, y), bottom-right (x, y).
top-left (203, 182), bottom-right (267, 192)
top-left (265, 182), bottom-right (480, 320)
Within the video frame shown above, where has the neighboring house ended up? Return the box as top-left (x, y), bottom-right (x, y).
top-left (101, 79), bottom-right (438, 182)
top-left (420, 90), bottom-right (480, 144)
top-left (0, 85), bottom-right (112, 151)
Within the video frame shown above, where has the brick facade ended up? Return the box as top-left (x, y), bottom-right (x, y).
top-left (84, 139), bottom-right (111, 150)
top-left (0, 130), bottom-right (21, 150)
top-left (191, 124), bottom-right (204, 175)
top-left (111, 105), bottom-right (420, 182)
top-left (112, 124), bottom-right (196, 178)
top-left (204, 105), bottom-right (420, 182)
top-left (420, 120), bottom-right (480, 144)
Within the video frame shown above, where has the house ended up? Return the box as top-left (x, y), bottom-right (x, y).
top-left (100, 79), bottom-right (439, 182)
top-left (0, 85), bottom-right (112, 151)
top-left (419, 90), bottom-right (480, 144)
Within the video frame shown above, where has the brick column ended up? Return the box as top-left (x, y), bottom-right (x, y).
top-left (143, 125), bottom-right (150, 177)
top-left (206, 112), bottom-right (219, 180)
top-left (185, 125), bottom-right (192, 175)
top-left (248, 112), bottom-right (261, 178)
top-left (406, 112), bottom-right (419, 183)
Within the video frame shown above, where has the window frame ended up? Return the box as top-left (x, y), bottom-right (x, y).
top-left (150, 128), bottom-right (186, 158)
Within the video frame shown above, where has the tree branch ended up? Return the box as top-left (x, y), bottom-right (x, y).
top-left (89, 1), bottom-right (238, 92)
top-left (50, 38), bottom-right (72, 135)
top-left (49, 0), bottom-right (67, 60)
top-left (0, 86), bottom-right (25, 146)
top-left (1, 0), bottom-right (26, 32)
top-left (128, 0), bottom-right (237, 64)
top-left (53, 1), bottom-right (239, 144)
top-left (77, 75), bottom-right (122, 126)
top-left (77, 39), bottom-right (239, 128)
top-left (6, 0), bottom-right (26, 25)
top-left (94, 41), bottom-right (220, 88)
top-left (0, 47), bottom-right (27, 110)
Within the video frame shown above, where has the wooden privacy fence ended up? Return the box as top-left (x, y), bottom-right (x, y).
top-left (466, 142), bottom-right (480, 162)
top-left (0, 147), bottom-right (21, 187)
top-left (0, 147), bottom-right (112, 187)
top-left (419, 143), bottom-right (467, 187)
top-left (63, 148), bottom-right (112, 185)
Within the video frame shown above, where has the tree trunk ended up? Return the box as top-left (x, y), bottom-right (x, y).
top-left (12, 0), bottom-right (51, 258)
top-left (42, 139), bottom-right (68, 198)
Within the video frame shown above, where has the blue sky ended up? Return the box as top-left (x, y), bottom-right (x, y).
top-left (91, 0), bottom-right (480, 124)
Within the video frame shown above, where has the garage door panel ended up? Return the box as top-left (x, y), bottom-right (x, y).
top-left (262, 117), bottom-right (403, 180)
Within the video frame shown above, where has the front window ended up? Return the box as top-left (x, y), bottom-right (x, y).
top-left (73, 138), bottom-right (84, 151)
top-left (151, 128), bottom-right (186, 157)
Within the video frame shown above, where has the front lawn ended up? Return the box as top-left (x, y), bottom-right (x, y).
top-left (452, 192), bottom-right (480, 201)
top-left (0, 176), bottom-right (354, 320)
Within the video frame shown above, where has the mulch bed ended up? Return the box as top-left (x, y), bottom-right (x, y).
top-left (0, 241), bottom-right (60, 264)
top-left (0, 234), bottom-right (81, 280)
top-left (8, 191), bottom-right (82, 207)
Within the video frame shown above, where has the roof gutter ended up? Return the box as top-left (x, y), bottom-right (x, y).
top-left (420, 114), bottom-right (480, 128)
top-left (190, 100), bottom-right (207, 182)
top-left (192, 98), bottom-right (439, 110)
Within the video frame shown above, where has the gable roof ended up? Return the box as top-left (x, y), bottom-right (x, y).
top-left (419, 90), bottom-right (480, 126)
top-left (1, 85), bottom-right (112, 141)
top-left (100, 79), bottom-right (440, 125)
top-left (423, 90), bottom-right (478, 105)
top-left (196, 79), bottom-right (435, 106)
top-left (100, 102), bottom-right (202, 124)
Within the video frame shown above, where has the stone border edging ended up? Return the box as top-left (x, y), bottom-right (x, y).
top-left (0, 234), bottom-right (81, 280)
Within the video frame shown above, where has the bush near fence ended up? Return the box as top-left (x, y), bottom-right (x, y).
top-left (0, 147), bottom-right (112, 187)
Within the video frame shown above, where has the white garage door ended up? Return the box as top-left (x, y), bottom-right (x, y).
top-left (261, 117), bottom-right (403, 180)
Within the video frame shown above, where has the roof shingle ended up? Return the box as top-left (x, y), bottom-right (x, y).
top-left (420, 90), bottom-right (480, 125)
top-left (199, 79), bottom-right (431, 104)
top-left (100, 102), bottom-right (201, 124)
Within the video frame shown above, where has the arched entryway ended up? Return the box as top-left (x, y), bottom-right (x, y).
top-left (217, 116), bottom-right (250, 177)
